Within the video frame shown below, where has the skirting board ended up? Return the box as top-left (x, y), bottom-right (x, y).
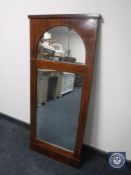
top-left (0, 112), bottom-right (131, 166)
top-left (83, 144), bottom-right (131, 166)
top-left (0, 112), bottom-right (29, 129)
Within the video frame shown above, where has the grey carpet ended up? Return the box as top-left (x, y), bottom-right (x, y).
top-left (37, 87), bottom-right (82, 150)
top-left (0, 114), bottom-right (131, 175)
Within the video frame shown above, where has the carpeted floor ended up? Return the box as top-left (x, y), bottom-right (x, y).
top-left (37, 87), bottom-right (82, 150)
top-left (0, 114), bottom-right (131, 175)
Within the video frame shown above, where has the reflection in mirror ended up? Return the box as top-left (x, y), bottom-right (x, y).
top-left (36, 69), bottom-right (83, 151)
top-left (37, 26), bottom-right (86, 64)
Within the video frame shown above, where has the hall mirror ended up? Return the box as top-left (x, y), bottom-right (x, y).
top-left (36, 69), bottom-right (83, 151)
top-left (29, 14), bottom-right (101, 168)
top-left (37, 26), bottom-right (86, 65)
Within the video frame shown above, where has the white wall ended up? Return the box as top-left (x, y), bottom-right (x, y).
top-left (0, 0), bottom-right (131, 161)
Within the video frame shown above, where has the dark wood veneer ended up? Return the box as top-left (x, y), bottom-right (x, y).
top-left (29, 14), bottom-right (101, 168)
top-left (28, 14), bottom-right (101, 19)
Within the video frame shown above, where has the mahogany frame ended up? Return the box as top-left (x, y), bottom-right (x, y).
top-left (28, 14), bottom-right (101, 168)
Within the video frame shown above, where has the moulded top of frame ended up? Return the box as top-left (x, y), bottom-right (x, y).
top-left (28, 14), bottom-right (101, 19)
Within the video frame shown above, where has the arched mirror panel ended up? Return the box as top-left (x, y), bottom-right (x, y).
top-left (37, 26), bottom-right (86, 65)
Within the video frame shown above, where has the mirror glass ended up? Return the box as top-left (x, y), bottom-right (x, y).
top-left (37, 26), bottom-right (86, 64)
top-left (36, 68), bottom-right (83, 151)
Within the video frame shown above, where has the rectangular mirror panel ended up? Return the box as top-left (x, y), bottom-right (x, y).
top-left (36, 69), bottom-right (83, 151)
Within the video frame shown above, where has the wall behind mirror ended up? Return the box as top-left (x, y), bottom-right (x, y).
top-left (37, 26), bottom-right (86, 64)
top-left (36, 68), bottom-right (83, 151)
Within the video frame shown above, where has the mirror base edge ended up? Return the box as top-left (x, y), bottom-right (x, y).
top-left (30, 141), bottom-right (80, 168)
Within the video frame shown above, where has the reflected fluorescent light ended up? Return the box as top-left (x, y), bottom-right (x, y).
top-left (44, 32), bottom-right (51, 39)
